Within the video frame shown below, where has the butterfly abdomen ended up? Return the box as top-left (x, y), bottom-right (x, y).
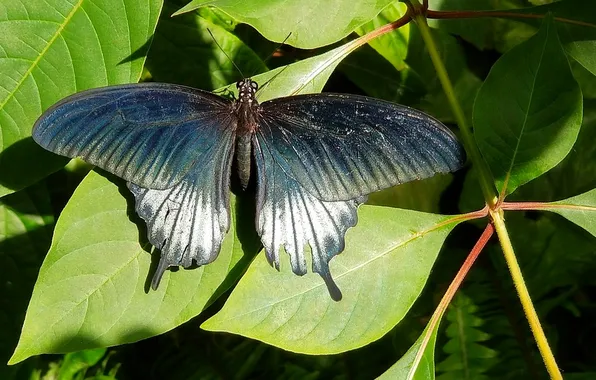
top-left (236, 132), bottom-right (252, 190)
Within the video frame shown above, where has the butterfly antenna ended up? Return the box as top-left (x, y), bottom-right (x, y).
top-left (253, 33), bottom-right (293, 99)
top-left (262, 32), bottom-right (292, 66)
top-left (207, 28), bottom-right (245, 79)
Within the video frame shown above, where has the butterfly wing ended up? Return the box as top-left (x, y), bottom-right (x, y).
top-left (253, 134), bottom-right (366, 301)
top-left (33, 83), bottom-right (231, 190)
top-left (34, 83), bottom-right (238, 288)
top-left (128, 118), bottom-right (236, 288)
top-left (258, 93), bottom-right (466, 201)
top-left (254, 94), bottom-right (465, 300)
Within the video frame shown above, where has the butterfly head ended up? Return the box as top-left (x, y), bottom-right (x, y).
top-left (236, 79), bottom-right (259, 105)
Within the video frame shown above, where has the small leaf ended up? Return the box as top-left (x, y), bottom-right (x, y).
top-left (436, 293), bottom-right (497, 378)
top-left (544, 189), bottom-right (596, 237)
top-left (173, 0), bottom-right (395, 49)
top-left (354, 1), bottom-right (409, 71)
top-left (474, 15), bottom-right (583, 196)
top-left (202, 207), bottom-right (461, 354)
top-left (9, 172), bottom-right (255, 364)
top-left (0, 0), bottom-right (162, 197)
top-left (378, 325), bottom-right (439, 379)
top-left (223, 37), bottom-right (367, 101)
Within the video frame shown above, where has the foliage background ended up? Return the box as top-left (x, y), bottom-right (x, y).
top-left (1, 0), bottom-right (596, 379)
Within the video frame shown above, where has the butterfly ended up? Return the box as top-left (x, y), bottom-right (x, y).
top-left (32, 78), bottom-right (466, 301)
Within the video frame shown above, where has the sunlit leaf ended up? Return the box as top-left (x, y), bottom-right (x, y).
top-left (173, 0), bottom-right (394, 48)
top-left (202, 207), bottom-right (462, 354)
top-left (0, 0), bottom-right (162, 197)
top-left (9, 172), bottom-right (255, 364)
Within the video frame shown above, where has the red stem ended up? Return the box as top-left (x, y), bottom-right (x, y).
top-left (427, 9), bottom-right (595, 28)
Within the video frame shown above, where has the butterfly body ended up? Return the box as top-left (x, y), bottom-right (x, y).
top-left (33, 78), bottom-right (466, 301)
top-left (234, 79), bottom-right (261, 190)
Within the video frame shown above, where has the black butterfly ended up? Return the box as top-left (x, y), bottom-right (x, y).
top-left (33, 78), bottom-right (465, 301)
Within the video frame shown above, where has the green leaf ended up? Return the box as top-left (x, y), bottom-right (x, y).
top-left (9, 172), bottom-right (256, 364)
top-left (354, 1), bottom-right (409, 71)
top-left (508, 0), bottom-right (596, 76)
top-left (173, 0), bottom-right (395, 48)
top-left (378, 324), bottom-right (439, 379)
top-left (368, 174), bottom-right (454, 213)
top-left (436, 293), bottom-right (497, 379)
top-left (544, 189), bottom-right (596, 237)
top-left (221, 37), bottom-right (366, 101)
top-left (406, 25), bottom-right (482, 123)
top-left (0, 183), bottom-right (54, 377)
top-left (202, 208), bottom-right (461, 354)
top-left (146, 4), bottom-right (266, 90)
top-left (474, 15), bottom-right (583, 196)
top-left (0, 0), bottom-right (162, 198)
top-left (58, 348), bottom-right (107, 380)
top-left (427, 0), bottom-right (497, 51)
top-left (507, 102), bottom-right (596, 202)
top-left (339, 44), bottom-right (425, 104)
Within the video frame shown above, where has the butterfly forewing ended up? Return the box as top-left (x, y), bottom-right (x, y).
top-left (257, 94), bottom-right (466, 202)
top-left (33, 83), bottom-right (232, 190)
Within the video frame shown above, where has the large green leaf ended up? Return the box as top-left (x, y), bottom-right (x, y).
top-left (544, 189), bottom-right (596, 238)
top-left (9, 172), bottom-right (256, 364)
top-left (474, 15), bottom-right (582, 197)
top-left (202, 207), bottom-right (461, 354)
top-left (173, 0), bottom-right (395, 48)
top-left (0, 0), bottom-right (162, 198)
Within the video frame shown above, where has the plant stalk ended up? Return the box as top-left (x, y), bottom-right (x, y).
top-left (412, 14), bottom-right (497, 208)
top-left (490, 210), bottom-right (562, 379)
top-left (413, 10), bottom-right (562, 379)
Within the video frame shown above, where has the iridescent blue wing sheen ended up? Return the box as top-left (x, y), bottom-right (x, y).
top-left (33, 83), bottom-right (231, 190)
top-left (258, 93), bottom-right (466, 201)
top-left (128, 116), bottom-right (236, 288)
top-left (254, 94), bottom-right (465, 299)
top-left (253, 134), bottom-right (366, 301)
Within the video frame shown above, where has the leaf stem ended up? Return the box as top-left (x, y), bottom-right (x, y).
top-left (427, 9), bottom-right (595, 28)
top-left (490, 210), bottom-right (562, 379)
top-left (407, 222), bottom-right (494, 378)
top-left (411, 14), bottom-right (498, 208)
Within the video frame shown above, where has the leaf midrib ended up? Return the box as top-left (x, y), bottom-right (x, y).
top-left (0, 0), bottom-right (84, 117)
top-left (501, 22), bottom-right (550, 196)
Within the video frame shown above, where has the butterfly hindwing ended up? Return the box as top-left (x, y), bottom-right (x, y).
top-left (254, 134), bottom-right (367, 301)
top-left (258, 94), bottom-right (466, 201)
top-left (128, 122), bottom-right (236, 289)
top-left (33, 83), bottom-right (232, 190)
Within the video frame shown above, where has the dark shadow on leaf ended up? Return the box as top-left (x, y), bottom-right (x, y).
top-left (0, 183), bottom-right (56, 376)
top-left (0, 137), bottom-right (67, 196)
top-left (118, 37), bottom-right (156, 66)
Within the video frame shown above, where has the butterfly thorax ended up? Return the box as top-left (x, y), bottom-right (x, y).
top-left (234, 79), bottom-right (260, 190)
